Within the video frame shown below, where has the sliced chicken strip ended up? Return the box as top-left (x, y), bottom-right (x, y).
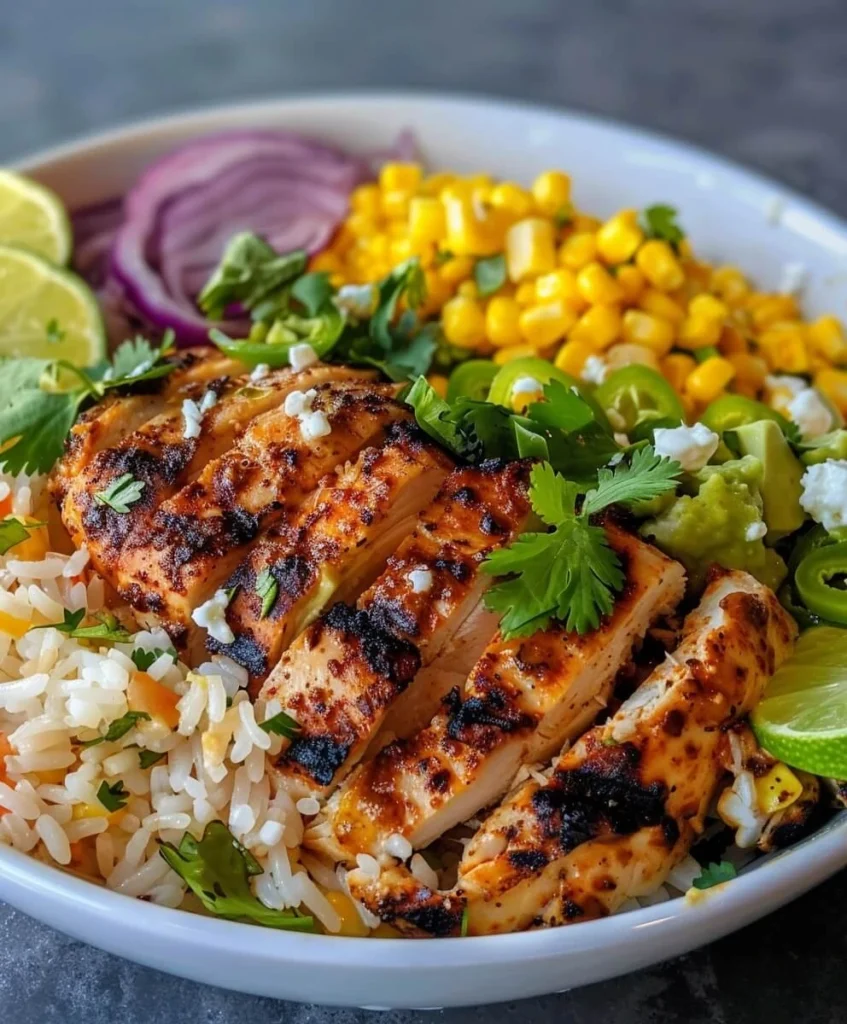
top-left (59, 365), bottom-right (374, 632)
top-left (207, 420), bottom-right (454, 685)
top-left (312, 527), bottom-right (685, 865)
top-left (348, 570), bottom-right (795, 936)
top-left (52, 350), bottom-right (243, 502)
top-left (124, 383), bottom-right (405, 643)
top-left (262, 459), bottom-right (535, 801)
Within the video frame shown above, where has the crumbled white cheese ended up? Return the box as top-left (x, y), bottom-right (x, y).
top-left (717, 770), bottom-right (767, 848)
top-left (581, 355), bottom-right (608, 385)
top-left (289, 343), bottom-right (318, 372)
top-left (199, 389), bottom-right (218, 413)
top-left (384, 833), bottom-right (413, 861)
top-left (745, 521), bottom-right (768, 542)
top-left (511, 376), bottom-right (544, 397)
top-left (284, 388), bottom-right (316, 417)
top-left (299, 409), bottom-right (332, 441)
top-left (334, 283), bottom-right (375, 319)
top-left (779, 261), bottom-right (808, 296)
top-left (800, 460), bottom-right (847, 531)
top-left (408, 568), bottom-right (433, 594)
top-left (765, 373), bottom-right (807, 398)
top-left (652, 422), bottom-right (719, 472)
top-left (181, 399), bottom-right (203, 440)
top-left (787, 388), bottom-right (833, 440)
top-left (191, 590), bottom-right (235, 645)
top-left (250, 363), bottom-right (270, 382)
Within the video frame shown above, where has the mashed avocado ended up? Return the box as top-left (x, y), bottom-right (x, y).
top-left (641, 456), bottom-right (787, 589)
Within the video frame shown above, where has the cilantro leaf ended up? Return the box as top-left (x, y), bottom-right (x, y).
top-left (198, 233), bottom-right (307, 320)
top-left (404, 376), bottom-right (466, 454)
top-left (81, 710), bottom-right (151, 748)
top-left (255, 568), bottom-right (279, 619)
top-left (527, 380), bottom-right (595, 433)
top-left (130, 646), bottom-right (178, 672)
top-left (692, 860), bottom-right (737, 890)
top-left (582, 445), bottom-right (682, 516)
top-left (33, 608), bottom-right (85, 634)
top-left (290, 272), bottom-right (332, 317)
top-left (0, 516), bottom-right (45, 555)
top-left (94, 473), bottom-right (145, 514)
top-left (138, 749), bottom-right (167, 769)
top-left (103, 332), bottom-right (176, 389)
top-left (260, 710), bottom-right (301, 739)
top-left (97, 779), bottom-right (129, 812)
top-left (158, 820), bottom-right (314, 930)
top-left (34, 609), bottom-right (132, 643)
top-left (642, 204), bottom-right (685, 249)
top-left (473, 254), bottom-right (507, 298)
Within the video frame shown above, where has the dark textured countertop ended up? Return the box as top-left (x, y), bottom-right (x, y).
top-left (1, 1), bottom-right (846, 1020)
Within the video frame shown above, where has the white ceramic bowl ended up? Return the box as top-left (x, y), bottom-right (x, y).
top-left (2, 92), bottom-right (847, 1009)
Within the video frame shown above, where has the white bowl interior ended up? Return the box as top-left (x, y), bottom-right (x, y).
top-left (2, 92), bottom-right (846, 1009)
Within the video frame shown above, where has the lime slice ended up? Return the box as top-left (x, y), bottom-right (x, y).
top-left (0, 244), bottom-right (105, 364)
top-left (0, 170), bottom-right (72, 265)
top-left (752, 625), bottom-right (847, 778)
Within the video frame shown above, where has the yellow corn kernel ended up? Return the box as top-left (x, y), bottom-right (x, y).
top-left (485, 296), bottom-right (523, 348)
top-left (759, 323), bottom-right (810, 373)
top-left (555, 338), bottom-right (597, 376)
top-left (493, 343), bottom-right (537, 365)
top-left (636, 240), bottom-right (685, 291)
top-left (519, 301), bottom-right (579, 350)
top-left (711, 265), bottom-right (750, 306)
top-left (506, 217), bottom-right (556, 282)
top-left (309, 250), bottom-right (343, 275)
top-left (72, 802), bottom-right (124, 826)
top-left (616, 264), bottom-right (646, 304)
top-left (534, 267), bottom-right (582, 305)
top-left (407, 197), bottom-right (446, 244)
top-left (573, 213), bottom-right (601, 233)
top-left (425, 375), bottom-right (448, 398)
top-left (324, 890), bottom-right (371, 937)
top-left (596, 209), bottom-right (644, 265)
top-left (37, 769), bottom-right (67, 785)
top-left (660, 352), bottom-right (697, 392)
top-left (690, 294), bottom-right (729, 322)
top-left (754, 763), bottom-right (803, 815)
top-left (809, 315), bottom-right (847, 364)
top-left (814, 368), bottom-right (847, 415)
top-left (437, 255), bottom-right (474, 285)
top-left (569, 305), bottom-right (622, 350)
top-left (0, 609), bottom-right (31, 640)
top-left (678, 294), bottom-right (729, 350)
top-left (489, 181), bottom-right (534, 218)
top-left (728, 352), bottom-right (768, 390)
top-left (444, 195), bottom-right (503, 256)
top-left (457, 280), bottom-right (479, 300)
top-left (378, 161), bottom-right (423, 194)
top-left (606, 343), bottom-right (660, 372)
top-left (442, 295), bottom-right (487, 349)
top-left (346, 213), bottom-right (380, 239)
top-left (719, 324), bottom-right (747, 355)
top-left (420, 269), bottom-right (454, 317)
top-left (421, 171), bottom-right (456, 196)
top-left (515, 281), bottom-right (537, 306)
top-left (685, 356), bottom-right (736, 403)
top-left (621, 310), bottom-right (675, 355)
top-left (576, 262), bottom-right (624, 305)
top-left (350, 183), bottom-right (382, 218)
top-left (558, 231), bottom-right (598, 271)
top-left (531, 170), bottom-right (571, 215)
top-left (639, 288), bottom-right (685, 324)
top-left (381, 190), bottom-right (411, 221)
top-left (390, 238), bottom-right (414, 265)
top-left (751, 294), bottom-right (800, 330)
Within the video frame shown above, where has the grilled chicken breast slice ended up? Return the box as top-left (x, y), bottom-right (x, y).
top-left (261, 459), bottom-right (535, 801)
top-left (313, 527), bottom-right (685, 865)
top-left (208, 421), bottom-right (454, 685)
top-left (115, 381), bottom-right (403, 641)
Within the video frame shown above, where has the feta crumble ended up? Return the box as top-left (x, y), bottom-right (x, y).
top-left (299, 409), bottom-right (332, 441)
top-left (745, 521), bottom-right (768, 542)
top-left (408, 568), bottom-right (433, 593)
top-left (284, 388), bottom-right (317, 417)
top-left (787, 387), bottom-right (833, 440)
top-left (581, 355), bottom-right (608, 385)
top-left (800, 460), bottom-right (847, 531)
top-left (765, 374), bottom-right (807, 398)
top-left (334, 283), bottom-right (375, 319)
top-left (191, 590), bottom-right (235, 645)
top-left (182, 390), bottom-right (218, 440)
top-left (199, 389), bottom-right (218, 413)
top-left (652, 422), bottom-right (720, 472)
top-left (289, 343), bottom-right (318, 372)
top-left (512, 376), bottom-right (544, 397)
top-left (249, 363), bottom-right (270, 382)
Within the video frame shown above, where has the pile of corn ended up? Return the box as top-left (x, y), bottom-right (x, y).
top-left (312, 162), bottom-right (847, 416)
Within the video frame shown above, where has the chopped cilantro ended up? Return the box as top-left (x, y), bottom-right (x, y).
top-left (130, 646), bottom-right (178, 672)
top-left (255, 567), bottom-right (279, 619)
top-left (0, 516), bottom-right (45, 555)
top-left (94, 473), bottom-right (145, 514)
top-left (138, 749), bottom-right (167, 769)
top-left (97, 779), bottom-right (129, 813)
top-left (81, 711), bottom-right (151, 748)
top-left (641, 204), bottom-right (685, 249)
top-left (259, 710), bottom-right (301, 739)
top-left (692, 860), bottom-right (738, 890)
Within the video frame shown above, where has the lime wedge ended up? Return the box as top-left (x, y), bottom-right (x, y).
top-left (0, 170), bottom-right (72, 265)
top-left (0, 244), bottom-right (105, 364)
top-left (752, 625), bottom-right (847, 778)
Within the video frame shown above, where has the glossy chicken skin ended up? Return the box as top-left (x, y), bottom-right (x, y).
top-left (313, 526), bottom-right (685, 865)
top-left (261, 459), bottom-right (535, 801)
top-left (209, 420), bottom-right (454, 688)
top-left (347, 570), bottom-right (796, 936)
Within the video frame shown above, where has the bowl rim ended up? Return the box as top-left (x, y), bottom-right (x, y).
top-left (4, 88), bottom-right (847, 972)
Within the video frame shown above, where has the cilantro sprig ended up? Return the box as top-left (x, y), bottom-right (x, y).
top-left (255, 567), bottom-right (279, 619)
top-left (34, 609), bottom-right (133, 643)
top-left (0, 516), bottom-right (46, 555)
top-left (641, 204), bottom-right (685, 250)
top-left (80, 711), bottom-right (151, 748)
top-left (692, 860), bottom-right (737, 890)
top-left (159, 821), bottom-right (314, 930)
top-left (260, 710), bottom-right (301, 740)
top-left (94, 473), bottom-right (145, 514)
top-left (130, 646), bottom-right (178, 672)
top-left (97, 779), bottom-right (129, 812)
top-left (483, 450), bottom-right (681, 637)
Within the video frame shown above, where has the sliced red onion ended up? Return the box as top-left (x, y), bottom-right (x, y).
top-left (108, 131), bottom-right (370, 344)
top-left (71, 197), bottom-right (124, 289)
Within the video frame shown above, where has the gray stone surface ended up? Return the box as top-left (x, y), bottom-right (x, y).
top-left (0, 0), bottom-right (845, 1019)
